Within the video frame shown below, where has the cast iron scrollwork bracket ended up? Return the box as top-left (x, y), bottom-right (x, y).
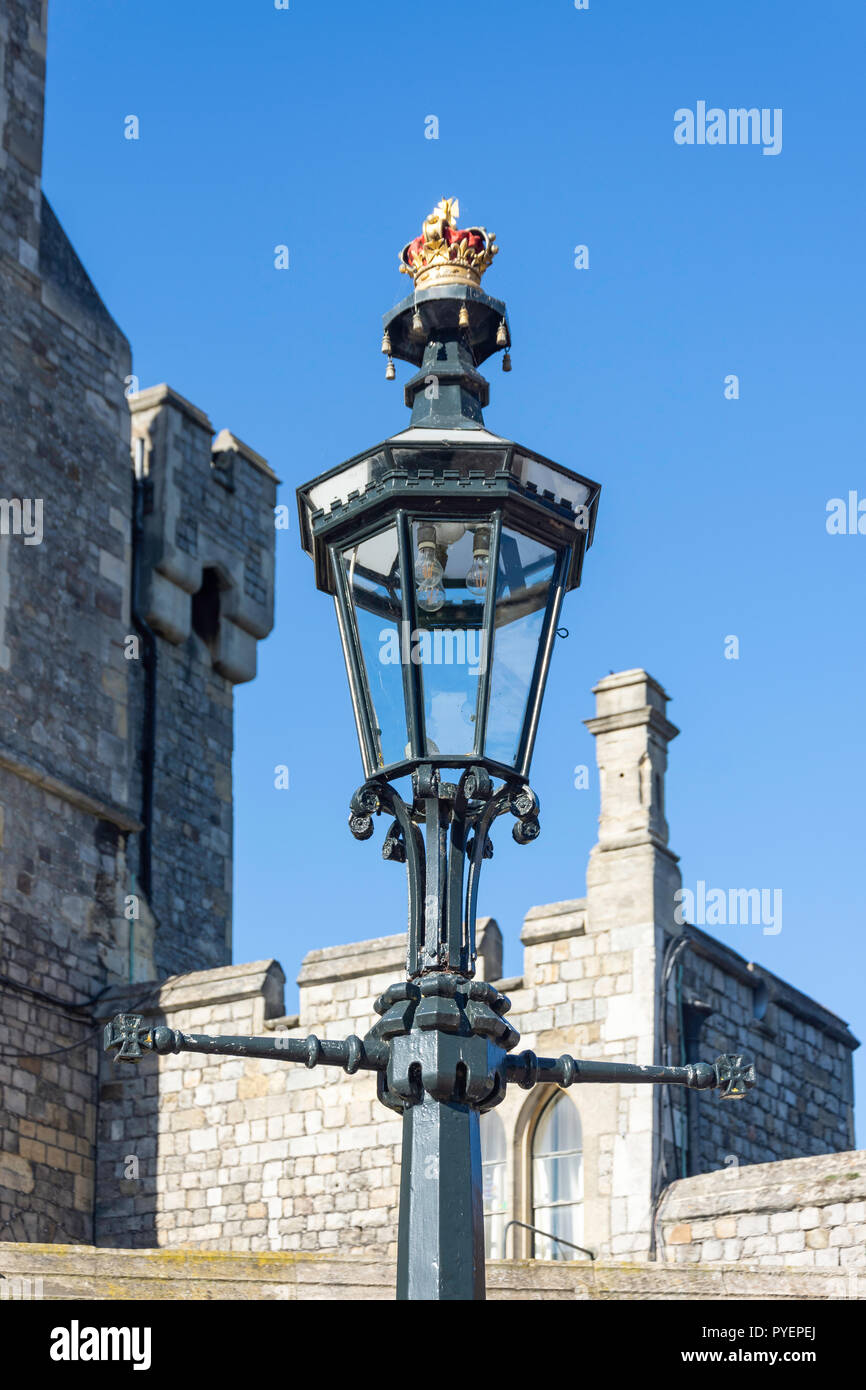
top-left (348, 765), bottom-right (542, 978)
top-left (365, 976), bottom-right (518, 1115)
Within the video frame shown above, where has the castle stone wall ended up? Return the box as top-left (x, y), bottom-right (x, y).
top-left (677, 932), bottom-right (856, 1175)
top-left (94, 956), bottom-right (402, 1253)
top-left (0, 0), bottom-right (276, 1242)
top-left (92, 893), bottom-right (857, 1264)
top-left (659, 1149), bottom-right (866, 1272)
top-left (0, 0), bottom-right (135, 1243)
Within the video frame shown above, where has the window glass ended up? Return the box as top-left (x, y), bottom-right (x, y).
top-left (531, 1094), bottom-right (583, 1259)
top-left (481, 1110), bottom-right (508, 1259)
top-left (410, 519), bottom-right (493, 758)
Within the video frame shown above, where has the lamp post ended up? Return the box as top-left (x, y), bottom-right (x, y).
top-left (105, 198), bottom-right (755, 1301)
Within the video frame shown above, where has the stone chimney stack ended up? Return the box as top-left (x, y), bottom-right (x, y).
top-left (584, 669), bottom-right (682, 942)
top-left (585, 669), bottom-right (679, 854)
top-left (582, 670), bottom-right (683, 1255)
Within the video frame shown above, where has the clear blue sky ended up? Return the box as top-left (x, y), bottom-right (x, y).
top-left (42, 1), bottom-right (865, 1128)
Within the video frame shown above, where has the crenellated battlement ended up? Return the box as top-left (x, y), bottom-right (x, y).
top-left (129, 384), bottom-right (277, 685)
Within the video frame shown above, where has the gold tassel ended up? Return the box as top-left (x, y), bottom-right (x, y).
top-left (496, 318), bottom-right (508, 347)
top-left (458, 303), bottom-right (470, 329)
top-left (381, 329), bottom-right (392, 355)
top-left (385, 357), bottom-right (395, 380)
top-left (502, 351), bottom-right (512, 372)
top-left (411, 308), bottom-right (424, 337)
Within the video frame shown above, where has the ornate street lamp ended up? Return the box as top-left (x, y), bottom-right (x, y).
top-left (106, 198), bottom-right (755, 1301)
top-left (296, 196), bottom-right (600, 980)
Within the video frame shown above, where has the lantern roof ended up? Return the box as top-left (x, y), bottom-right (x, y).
top-left (297, 198), bottom-right (601, 594)
top-left (297, 430), bottom-right (599, 593)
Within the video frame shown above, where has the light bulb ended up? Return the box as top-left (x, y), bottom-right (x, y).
top-left (414, 547), bottom-right (443, 587)
top-left (416, 578), bottom-right (446, 613)
top-left (466, 527), bottom-right (491, 596)
top-left (465, 554), bottom-right (489, 596)
top-left (415, 547), bottom-right (445, 612)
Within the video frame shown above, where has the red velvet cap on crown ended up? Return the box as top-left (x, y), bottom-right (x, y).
top-left (400, 197), bottom-right (498, 290)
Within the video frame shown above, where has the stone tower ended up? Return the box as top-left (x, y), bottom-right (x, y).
top-left (127, 385), bottom-right (277, 978)
top-left (0, 0), bottom-right (276, 1242)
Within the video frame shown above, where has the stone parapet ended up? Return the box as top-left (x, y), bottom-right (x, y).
top-left (0, 1243), bottom-right (861, 1301)
top-left (521, 899), bottom-right (587, 945)
top-left (659, 1150), bottom-right (866, 1269)
top-left (97, 960), bottom-right (287, 1022)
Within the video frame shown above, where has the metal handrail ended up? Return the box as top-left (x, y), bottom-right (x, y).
top-left (503, 1218), bottom-right (596, 1261)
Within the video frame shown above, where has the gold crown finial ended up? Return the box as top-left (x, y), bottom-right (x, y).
top-left (400, 197), bottom-right (498, 290)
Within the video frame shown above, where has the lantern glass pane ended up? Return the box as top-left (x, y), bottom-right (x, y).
top-left (341, 526), bottom-right (407, 769)
top-left (510, 451), bottom-right (593, 516)
top-left (410, 519), bottom-right (493, 758)
top-left (485, 529), bottom-right (558, 767)
top-left (303, 451), bottom-right (387, 525)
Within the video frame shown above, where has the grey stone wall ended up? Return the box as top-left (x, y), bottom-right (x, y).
top-left (668, 930), bottom-right (856, 1178)
top-left (0, 0), bottom-right (135, 1243)
top-left (659, 1149), bottom-right (866, 1273)
top-left (0, 0), bottom-right (276, 1241)
top-left (94, 958), bottom-right (400, 1253)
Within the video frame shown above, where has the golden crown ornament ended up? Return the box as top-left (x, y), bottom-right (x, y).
top-left (400, 197), bottom-right (498, 290)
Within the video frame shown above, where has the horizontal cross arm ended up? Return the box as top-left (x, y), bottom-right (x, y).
top-left (506, 1051), bottom-right (755, 1099)
top-left (103, 1015), bottom-right (386, 1073)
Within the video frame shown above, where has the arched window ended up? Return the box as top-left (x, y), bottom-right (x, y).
top-left (480, 1110), bottom-right (508, 1259)
top-left (531, 1093), bottom-right (583, 1259)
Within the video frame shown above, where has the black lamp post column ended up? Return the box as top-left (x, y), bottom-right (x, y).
top-left (350, 763), bottom-right (529, 1300)
top-left (398, 1097), bottom-right (483, 1300)
top-left (381, 976), bottom-right (505, 1302)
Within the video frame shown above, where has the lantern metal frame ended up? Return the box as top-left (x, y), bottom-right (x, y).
top-left (297, 429), bottom-right (602, 985)
top-left (297, 438), bottom-right (601, 785)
